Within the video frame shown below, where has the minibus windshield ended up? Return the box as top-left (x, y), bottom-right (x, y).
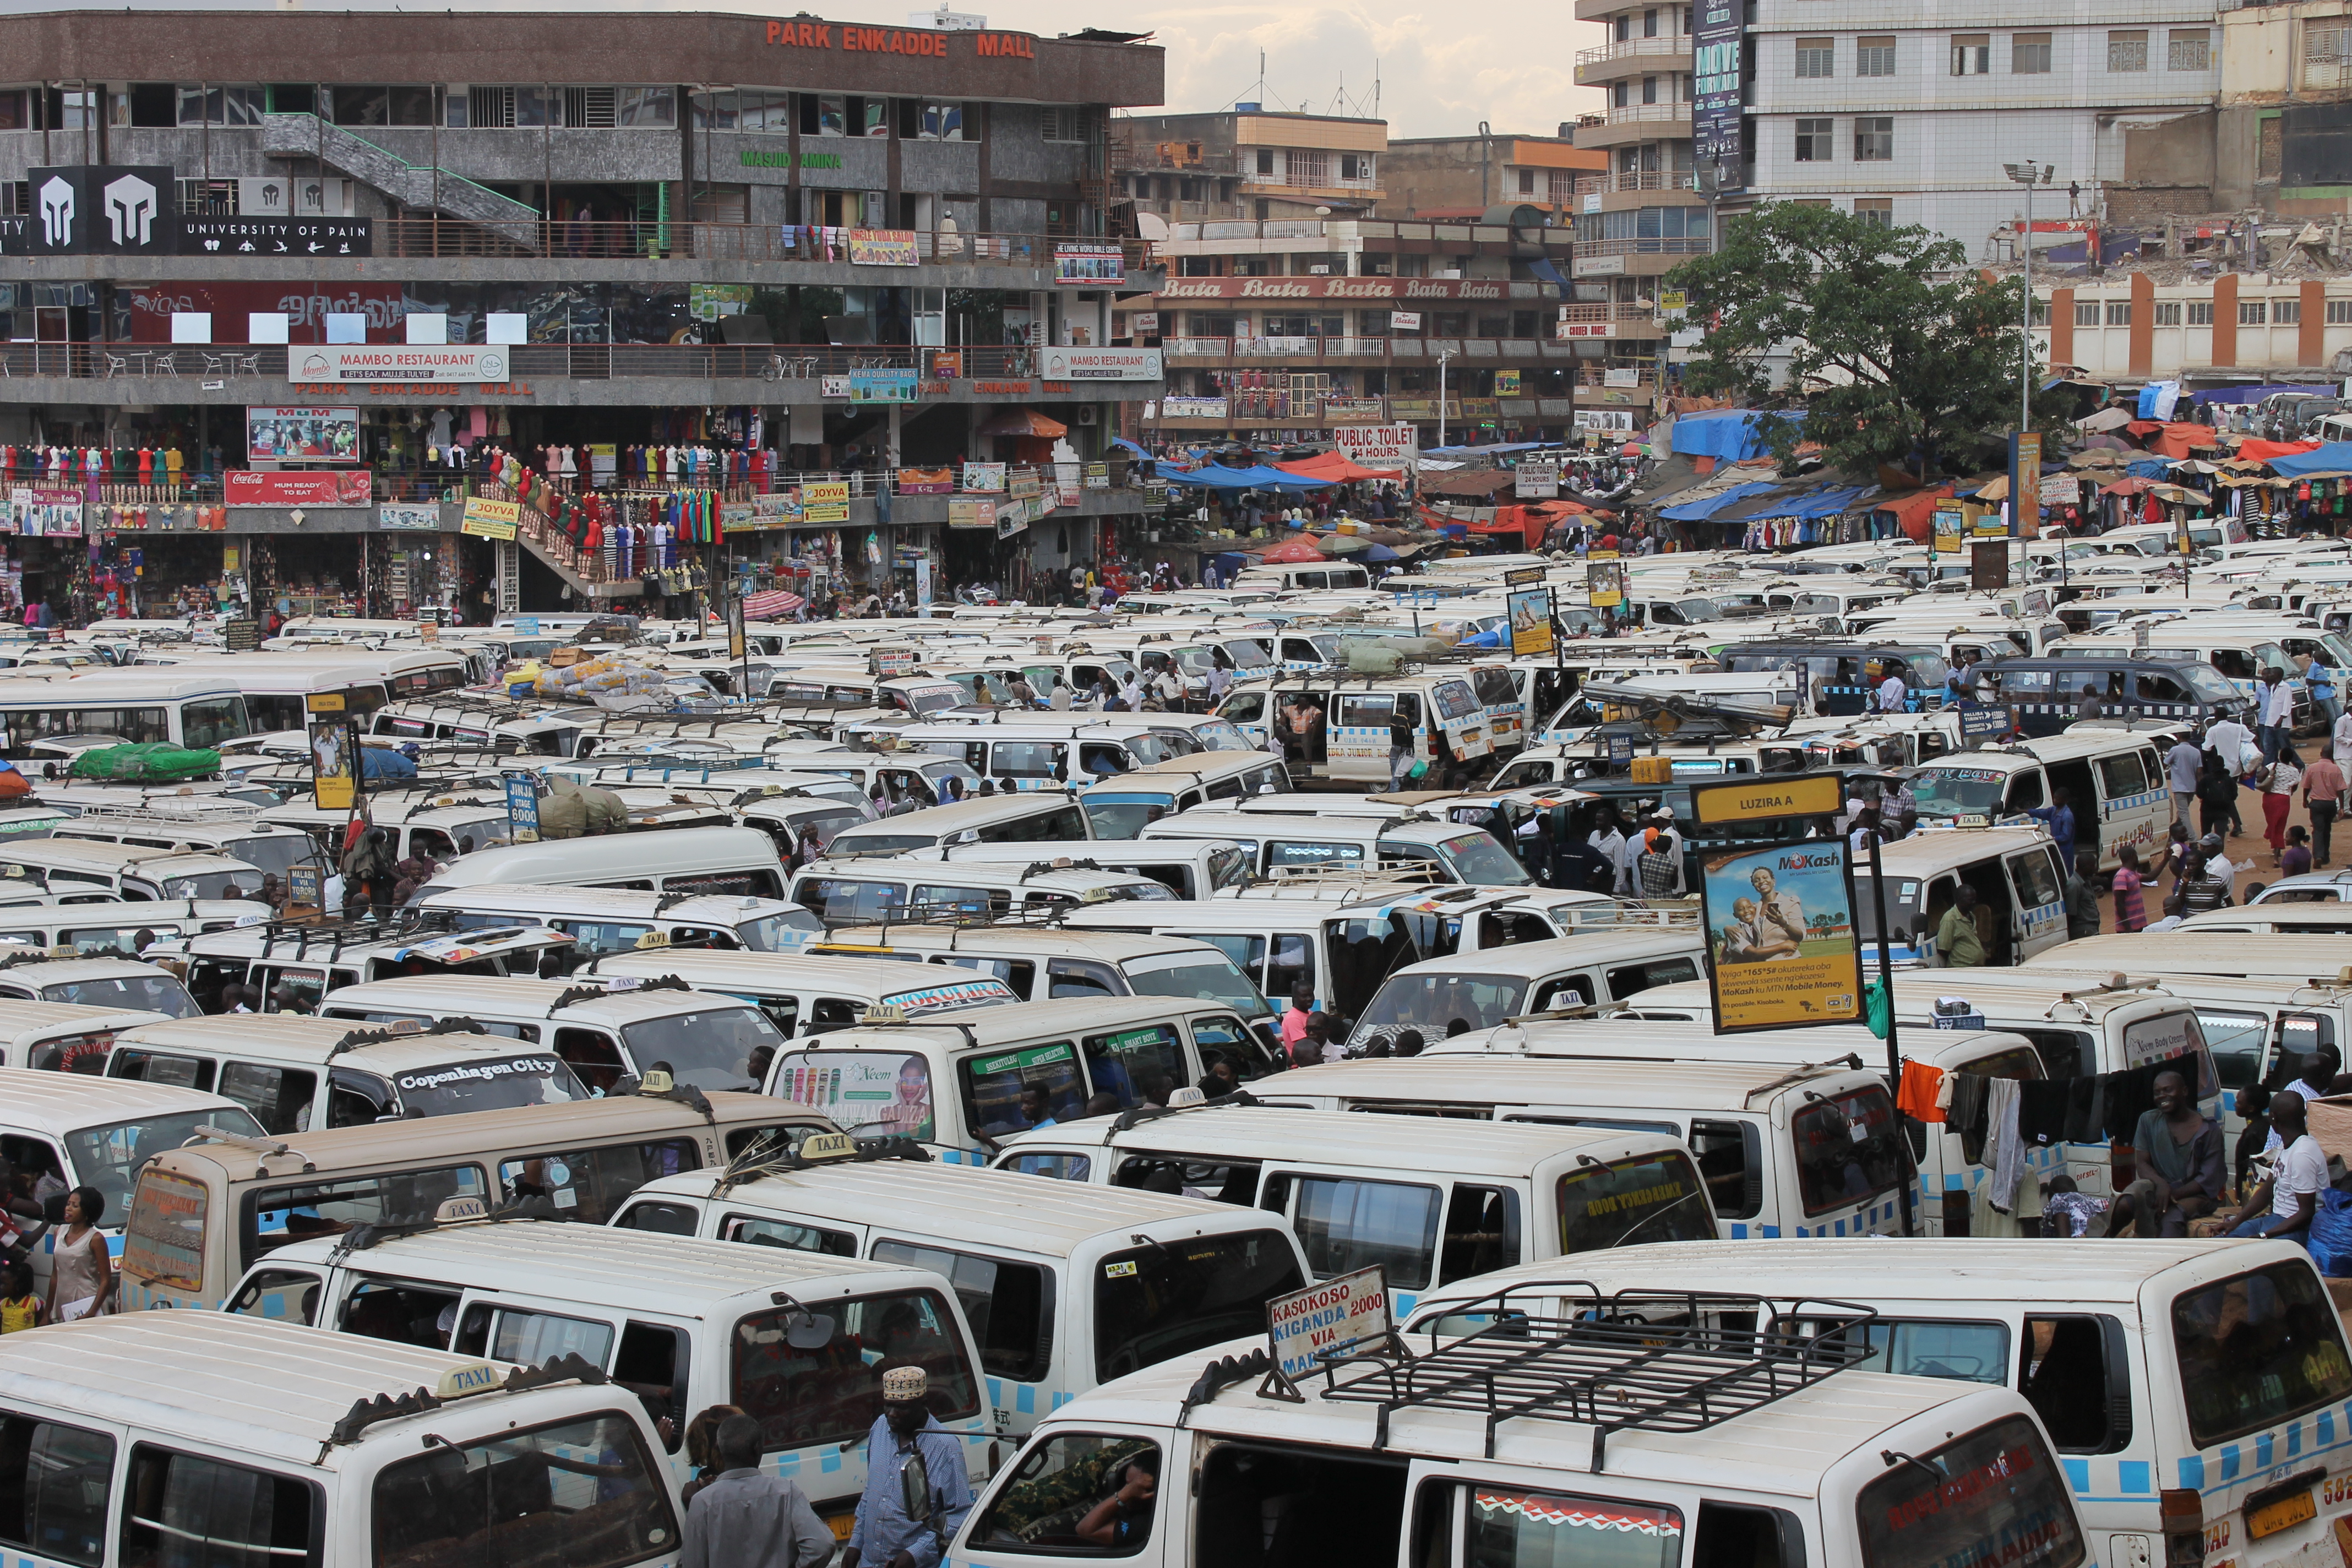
top-left (1910, 767), bottom-right (2010, 816)
top-left (70, 1105), bottom-right (262, 1224)
top-left (2172, 1259), bottom-right (2352, 1445)
top-left (737, 911), bottom-right (823, 951)
top-left (42, 972), bottom-right (198, 1016)
top-left (1081, 793), bottom-right (1173, 838)
top-left (1093, 1229), bottom-right (1305, 1382)
top-left (157, 869), bottom-right (258, 900)
top-left (620, 1005), bottom-right (786, 1093)
top-left (1119, 948), bottom-right (1272, 1017)
top-left (1436, 830), bottom-right (1534, 887)
top-left (1857, 1415), bottom-right (2084, 1568)
top-left (1556, 1150), bottom-right (1714, 1253)
top-left (1357, 972), bottom-right (1523, 1036)
top-left (733, 1288), bottom-right (981, 1454)
top-left (373, 1411), bottom-right (676, 1568)
top-left (390, 1053), bottom-right (585, 1117)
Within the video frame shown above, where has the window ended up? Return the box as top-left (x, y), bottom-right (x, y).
top-left (1254, 148), bottom-right (1275, 176)
top-left (176, 85), bottom-right (264, 125)
top-left (219, 1061), bottom-right (318, 1135)
top-left (1095, 1230), bottom-right (1304, 1382)
top-left (242, 1164), bottom-right (484, 1270)
top-left (1790, 1084), bottom-right (1908, 1216)
top-left (1854, 117), bottom-right (1893, 161)
top-left (732, 1289), bottom-right (979, 1453)
top-left (960, 1041), bottom-right (1086, 1139)
top-left (371, 1413), bottom-right (673, 1568)
top-left (1438, 1184), bottom-right (1521, 1284)
top-left (2309, 19), bottom-right (2352, 89)
top-left (2068, 301), bottom-right (2100, 328)
top-left (2197, 1009), bottom-right (2271, 1092)
top-left (0, 1415), bottom-right (114, 1567)
top-left (1557, 1149), bottom-right (1714, 1251)
top-left (2108, 31), bottom-right (2147, 72)
top-left (1603, 957), bottom-right (1700, 998)
top-left (1856, 36), bottom-right (1894, 75)
top-left (2174, 1260), bottom-right (2352, 1445)
top-left (1083, 1023), bottom-right (1186, 1108)
top-left (970, 1434), bottom-right (1162, 1555)
top-left (723, 1212), bottom-right (858, 1255)
top-left (2241, 300), bottom-right (2269, 325)
top-left (121, 1447), bottom-right (317, 1568)
top-left (2154, 301), bottom-right (2183, 326)
top-left (2189, 300), bottom-right (2214, 325)
top-left (1040, 106), bottom-right (1096, 143)
top-left (917, 100), bottom-right (968, 140)
top-left (2105, 301), bottom-right (2132, 326)
top-left (1794, 118), bottom-right (1833, 162)
top-left (1795, 38), bottom-right (1834, 77)
top-left (874, 1239), bottom-right (1054, 1384)
top-left (1289, 151), bottom-right (1331, 187)
top-left (1282, 1174), bottom-right (1441, 1289)
top-left (2012, 33), bottom-right (2052, 73)
top-left (1517, 168), bottom-right (1536, 195)
top-left (1855, 198), bottom-right (1893, 229)
top-left (2096, 750), bottom-right (2150, 801)
top-left (2331, 300), bottom-right (2352, 325)
top-left (736, 88), bottom-right (791, 132)
top-left (2276, 297), bottom-right (2304, 324)
top-left (1856, 1417), bottom-right (2084, 1568)
top-left (1467, 1487), bottom-right (1681, 1568)
top-left (1952, 34), bottom-right (1990, 74)
top-left (2169, 28), bottom-right (2210, 71)
top-left (495, 1137), bottom-right (695, 1225)
top-left (481, 1306), bottom-right (618, 1367)
top-left (613, 1200), bottom-right (699, 1236)
top-left (2019, 1315), bottom-right (2131, 1451)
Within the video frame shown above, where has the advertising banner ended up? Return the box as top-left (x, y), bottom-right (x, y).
top-left (308, 711), bottom-right (357, 812)
top-left (1157, 277), bottom-right (1511, 303)
top-left (1586, 558), bottom-right (1625, 608)
top-left (1575, 409), bottom-right (1637, 432)
top-left (378, 504), bottom-right (441, 531)
top-left (1038, 346), bottom-right (1163, 380)
top-left (802, 481), bottom-right (851, 523)
top-left (1334, 423), bottom-right (1417, 466)
top-left (846, 228), bottom-right (919, 266)
top-left (960, 461), bottom-right (1006, 493)
top-left (1131, 312), bottom-right (1159, 335)
top-left (1692, 0), bottom-right (1747, 176)
top-left (849, 368), bottom-right (918, 404)
top-left (1700, 841), bottom-right (1865, 1032)
top-left (1053, 242), bottom-right (1126, 285)
top-left (248, 406), bottom-right (359, 463)
top-left (774, 1050), bottom-right (935, 1141)
top-left (948, 497), bottom-right (993, 529)
top-left (1390, 310), bottom-right (1423, 331)
top-left (296, 344), bottom-right (511, 383)
top-left (1496, 369), bottom-right (1522, 396)
top-left (224, 470), bottom-right (373, 506)
top-left (995, 502), bottom-right (1029, 538)
top-left (459, 496), bottom-right (521, 540)
top-left (896, 467), bottom-right (955, 494)
top-left (1508, 586), bottom-right (1555, 657)
top-left (1160, 396), bottom-right (1229, 420)
top-left (23, 166), bottom-right (176, 256)
top-left (172, 216), bottom-right (372, 258)
top-left (7, 488), bottom-right (83, 538)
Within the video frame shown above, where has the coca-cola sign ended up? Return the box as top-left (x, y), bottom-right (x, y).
top-left (1154, 277), bottom-right (1511, 302)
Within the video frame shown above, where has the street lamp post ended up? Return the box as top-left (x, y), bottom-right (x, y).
top-left (1438, 348), bottom-right (1454, 449)
top-left (2002, 162), bottom-right (2052, 435)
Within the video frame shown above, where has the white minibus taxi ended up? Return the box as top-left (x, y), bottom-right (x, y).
top-left (765, 998), bottom-right (1270, 1164)
top-left (0, 998), bottom-right (172, 1071)
top-left (1343, 932), bottom-right (1705, 1049)
top-left (0, 670), bottom-right (251, 760)
top-left (811, 925), bottom-right (1276, 1033)
top-left (412, 883), bottom-right (822, 957)
top-left (992, 1102), bottom-right (1716, 1320)
top-left (788, 859), bottom-right (1173, 925)
top-left (1905, 732), bottom-right (2174, 872)
top-left (0, 1312), bottom-right (687, 1568)
top-left (0, 1065), bottom-right (262, 1285)
top-left (416, 826), bottom-right (788, 900)
top-left (586, 949), bottom-right (1018, 1038)
top-left (612, 1156), bottom-right (1310, 1439)
top-left (1142, 802), bottom-right (1533, 886)
top-left (317, 976), bottom-right (786, 1096)
top-left (1253, 1055), bottom-right (1907, 1242)
top-left (0, 896), bottom-right (270, 955)
top-left (118, 1091), bottom-right (834, 1311)
top-left (823, 792), bottom-right (1097, 855)
top-left (950, 1289), bottom-right (2087, 1568)
top-left (0, 839), bottom-right (271, 901)
top-left (104, 1015), bottom-right (590, 1134)
top-left (222, 1208), bottom-right (995, 1533)
top-left (0, 954), bottom-right (198, 1015)
top-left (1406, 1239), bottom-right (2346, 1568)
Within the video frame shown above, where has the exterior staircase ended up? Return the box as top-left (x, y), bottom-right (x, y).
top-left (259, 114), bottom-right (541, 252)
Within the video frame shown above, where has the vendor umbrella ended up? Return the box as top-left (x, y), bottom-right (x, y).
top-left (974, 407), bottom-right (1069, 439)
top-left (1360, 542), bottom-right (1400, 562)
top-left (1256, 534), bottom-right (1328, 564)
top-left (1321, 533), bottom-right (1373, 554)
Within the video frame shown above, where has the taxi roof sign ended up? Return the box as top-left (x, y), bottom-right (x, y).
top-left (799, 1131), bottom-right (861, 1163)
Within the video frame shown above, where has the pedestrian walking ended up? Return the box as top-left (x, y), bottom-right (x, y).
top-left (679, 1413), bottom-right (834, 1568)
top-left (2165, 731), bottom-right (2201, 830)
top-left (2065, 850), bottom-right (2103, 939)
top-left (841, 1366), bottom-right (973, 1568)
top-left (2111, 843), bottom-right (2148, 932)
top-left (2258, 668), bottom-right (2296, 764)
top-left (2261, 747), bottom-right (2302, 862)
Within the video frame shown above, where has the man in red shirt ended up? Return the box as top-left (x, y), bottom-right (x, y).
top-left (2306, 743), bottom-right (2346, 866)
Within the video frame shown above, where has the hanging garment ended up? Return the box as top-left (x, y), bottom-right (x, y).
top-left (2016, 1079), bottom-right (2071, 1146)
top-left (1896, 1061), bottom-right (1946, 1123)
top-left (1987, 1076), bottom-right (2027, 1211)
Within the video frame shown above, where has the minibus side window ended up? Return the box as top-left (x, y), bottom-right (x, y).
top-left (733, 1289), bottom-right (982, 1456)
top-left (1790, 1086), bottom-right (1908, 1216)
top-left (612, 1200), bottom-right (700, 1236)
top-left (1195, 1440), bottom-right (1407, 1565)
top-left (482, 1306), bottom-right (618, 1368)
top-left (1084, 1025), bottom-right (1187, 1109)
top-left (122, 1446), bottom-right (319, 1568)
top-left (219, 1061), bottom-right (318, 1136)
top-left (1602, 957), bottom-right (1700, 1000)
top-left (500, 1137), bottom-right (695, 1224)
top-left (371, 1413), bottom-right (672, 1568)
top-left (1438, 1184), bottom-right (1521, 1283)
top-left (2171, 1260), bottom-right (2352, 1446)
top-left (2197, 1009), bottom-right (2271, 1092)
top-left (1002, 1152), bottom-right (1092, 1182)
top-left (723, 1214), bottom-right (858, 1256)
top-left (0, 1414), bottom-right (115, 1567)
top-left (1457, 1484), bottom-right (1684, 1568)
top-left (2021, 1315), bottom-right (2131, 1452)
top-left (872, 1239), bottom-right (1054, 1384)
top-left (108, 1048), bottom-right (214, 1092)
top-left (1690, 1119), bottom-right (1762, 1220)
top-left (961, 1043), bottom-right (1086, 1139)
top-left (970, 1434), bottom-right (1163, 1554)
top-left (553, 1028), bottom-right (628, 1095)
top-left (1276, 1173), bottom-right (1442, 1290)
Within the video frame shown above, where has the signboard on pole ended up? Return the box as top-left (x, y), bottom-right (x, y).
top-left (1689, 776), bottom-right (1860, 1033)
top-left (1265, 1267), bottom-right (1391, 1380)
top-left (1691, 0), bottom-right (1746, 177)
top-left (1333, 424), bottom-right (1417, 467)
top-left (307, 696), bottom-right (356, 813)
top-left (1586, 558), bottom-right (1625, 608)
top-left (503, 772), bottom-right (541, 845)
top-left (2008, 430), bottom-right (2043, 538)
top-left (1515, 460), bottom-right (1559, 498)
top-left (1508, 586), bottom-right (1555, 657)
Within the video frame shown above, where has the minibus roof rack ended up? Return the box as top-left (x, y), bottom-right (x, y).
top-left (1315, 1286), bottom-right (1877, 1469)
top-left (328, 1350), bottom-right (608, 1448)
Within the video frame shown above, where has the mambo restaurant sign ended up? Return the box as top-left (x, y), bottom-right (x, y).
top-left (1157, 277), bottom-right (1510, 302)
top-left (764, 18), bottom-right (1038, 57)
top-left (295, 346), bottom-right (510, 383)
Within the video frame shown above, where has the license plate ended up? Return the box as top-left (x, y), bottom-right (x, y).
top-left (827, 1515), bottom-right (856, 1542)
top-left (2249, 1490), bottom-right (2317, 1540)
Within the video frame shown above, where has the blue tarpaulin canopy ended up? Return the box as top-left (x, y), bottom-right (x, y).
top-left (1667, 410), bottom-right (1772, 461)
top-left (1231, 464), bottom-right (1333, 489)
top-left (2191, 383), bottom-right (2335, 406)
top-left (2265, 443), bottom-right (2352, 477)
top-left (1163, 464), bottom-right (1261, 488)
top-left (2125, 458), bottom-right (2175, 478)
top-left (1658, 480), bottom-right (1784, 521)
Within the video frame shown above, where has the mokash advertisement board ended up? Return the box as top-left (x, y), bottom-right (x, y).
top-left (1334, 423), bottom-right (1417, 466)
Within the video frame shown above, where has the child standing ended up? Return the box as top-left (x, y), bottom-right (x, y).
top-left (2111, 843), bottom-right (2148, 933)
top-left (0, 1262), bottom-right (36, 1334)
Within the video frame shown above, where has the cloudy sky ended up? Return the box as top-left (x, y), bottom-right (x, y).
top-left (77, 0), bottom-right (1603, 138)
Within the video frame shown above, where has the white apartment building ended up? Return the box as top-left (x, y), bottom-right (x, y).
top-left (1739, 0), bottom-right (2218, 255)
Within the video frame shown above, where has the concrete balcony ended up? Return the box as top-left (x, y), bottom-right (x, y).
top-left (1575, 106), bottom-right (1695, 151)
top-left (1571, 169), bottom-right (1702, 198)
top-left (1575, 37), bottom-right (1695, 86)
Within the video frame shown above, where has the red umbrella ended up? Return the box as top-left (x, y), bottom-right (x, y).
top-left (1256, 534), bottom-right (1327, 564)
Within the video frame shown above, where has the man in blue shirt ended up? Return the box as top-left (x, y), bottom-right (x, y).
top-left (843, 1365), bottom-right (973, 1568)
top-left (2027, 786), bottom-right (2075, 851)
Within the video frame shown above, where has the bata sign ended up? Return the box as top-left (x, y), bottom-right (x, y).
top-left (295, 346), bottom-right (511, 383)
top-left (1156, 277), bottom-right (1509, 302)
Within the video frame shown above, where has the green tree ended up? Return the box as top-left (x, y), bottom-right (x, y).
top-left (1665, 203), bottom-right (2064, 478)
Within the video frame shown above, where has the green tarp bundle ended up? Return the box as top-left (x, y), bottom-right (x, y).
top-left (66, 743), bottom-right (220, 782)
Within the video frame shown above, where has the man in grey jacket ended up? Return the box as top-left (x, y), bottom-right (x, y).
top-left (680, 1414), bottom-right (835, 1568)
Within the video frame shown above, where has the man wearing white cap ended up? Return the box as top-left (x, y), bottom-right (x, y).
top-left (842, 1364), bottom-right (973, 1568)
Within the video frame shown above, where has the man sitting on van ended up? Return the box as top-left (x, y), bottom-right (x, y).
top-left (2107, 1069), bottom-right (2223, 1238)
top-left (2219, 1088), bottom-right (2325, 1243)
